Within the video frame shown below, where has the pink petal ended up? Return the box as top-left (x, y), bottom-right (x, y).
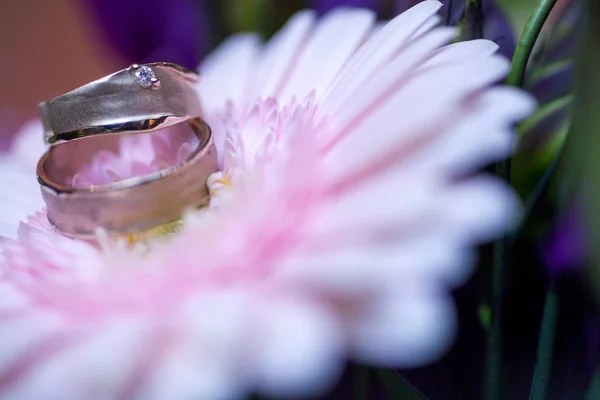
top-left (247, 297), bottom-right (344, 398)
top-left (137, 291), bottom-right (249, 400)
top-left (278, 8), bottom-right (375, 104)
top-left (434, 175), bottom-right (522, 242)
top-left (422, 39), bottom-right (501, 69)
top-left (410, 87), bottom-right (536, 175)
top-left (198, 35), bottom-right (262, 114)
top-left (349, 288), bottom-right (456, 367)
top-left (1, 318), bottom-right (147, 400)
top-left (0, 164), bottom-right (44, 239)
top-left (253, 11), bottom-right (316, 100)
top-left (320, 1), bottom-right (443, 111)
top-left (279, 234), bottom-right (475, 295)
top-left (320, 25), bottom-right (456, 123)
top-left (323, 55), bottom-right (511, 184)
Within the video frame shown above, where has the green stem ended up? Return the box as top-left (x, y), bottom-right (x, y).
top-left (460, 0), bottom-right (484, 41)
top-left (529, 280), bottom-right (559, 400)
top-left (375, 370), bottom-right (429, 400)
top-left (509, 143), bottom-right (564, 246)
top-left (484, 266), bottom-right (502, 400)
top-left (353, 365), bottom-right (369, 400)
top-left (585, 367), bottom-right (600, 400)
top-left (486, 2), bottom-right (558, 400)
top-left (506, 0), bottom-right (559, 87)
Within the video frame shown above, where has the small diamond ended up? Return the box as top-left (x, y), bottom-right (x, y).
top-left (134, 66), bottom-right (157, 88)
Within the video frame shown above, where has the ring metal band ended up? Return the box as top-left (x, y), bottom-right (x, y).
top-left (36, 118), bottom-right (217, 238)
top-left (39, 62), bottom-right (202, 145)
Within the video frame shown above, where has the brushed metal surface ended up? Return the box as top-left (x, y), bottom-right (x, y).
top-left (39, 62), bottom-right (202, 144)
top-left (37, 118), bottom-right (218, 238)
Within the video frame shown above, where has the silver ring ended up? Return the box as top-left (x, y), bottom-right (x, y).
top-left (39, 62), bottom-right (202, 145)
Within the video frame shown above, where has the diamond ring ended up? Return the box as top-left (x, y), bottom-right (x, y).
top-left (36, 63), bottom-right (217, 238)
top-left (39, 62), bottom-right (202, 145)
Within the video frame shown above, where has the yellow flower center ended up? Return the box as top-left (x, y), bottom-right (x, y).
top-left (119, 172), bottom-right (233, 245)
top-left (125, 219), bottom-right (184, 245)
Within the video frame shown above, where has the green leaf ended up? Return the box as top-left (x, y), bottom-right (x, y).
top-left (529, 280), bottom-right (559, 400)
top-left (458, 0), bottom-right (484, 41)
top-left (375, 369), bottom-right (429, 400)
top-left (478, 303), bottom-right (492, 332)
top-left (526, 59), bottom-right (574, 88)
top-left (353, 365), bottom-right (370, 400)
top-left (585, 367), bottom-right (600, 400)
top-left (518, 94), bottom-right (572, 138)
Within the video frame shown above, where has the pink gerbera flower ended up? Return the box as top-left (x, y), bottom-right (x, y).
top-left (0, 1), bottom-right (534, 399)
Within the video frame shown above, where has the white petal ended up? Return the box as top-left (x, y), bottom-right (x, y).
top-left (0, 166), bottom-right (43, 239)
top-left (320, 25), bottom-right (456, 125)
top-left (422, 39), bottom-right (500, 69)
top-left (311, 168), bottom-right (438, 237)
top-left (280, 234), bottom-right (475, 295)
top-left (350, 288), bottom-right (456, 367)
top-left (479, 86), bottom-right (537, 122)
top-left (2, 318), bottom-right (149, 400)
top-left (0, 310), bottom-right (66, 375)
top-left (0, 282), bottom-right (29, 312)
top-left (198, 34), bottom-right (261, 113)
top-left (323, 55), bottom-right (511, 183)
top-left (137, 290), bottom-right (248, 400)
top-left (7, 120), bottom-right (46, 170)
top-left (319, 0), bottom-right (443, 111)
top-left (248, 298), bottom-right (344, 398)
top-left (435, 175), bottom-right (522, 242)
top-left (0, 121), bottom-right (46, 238)
top-left (252, 10), bottom-right (316, 100)
top-left (409, 87), bottom-right (536, 175)
top-left (410, 14), bottom-right (442, 39)
top-left (278, 8), bottom-right (376, 104)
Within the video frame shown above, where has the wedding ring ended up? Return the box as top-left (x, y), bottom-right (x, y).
top-left (36, 118), bottom-right (217, 238)
top-left (39, 62), bottom-right (202, 145)
top-left (36, 62), bottom-right (217, 238)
